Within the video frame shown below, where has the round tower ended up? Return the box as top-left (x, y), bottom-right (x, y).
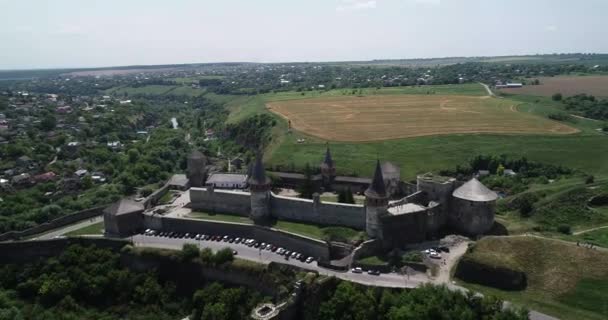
top-left (450, 178), bottom-right (497, 235)
top-left (247, 154), bottom-right (272, 223)
top-left (320, 146), bottom-right (336, 189)
top-left (365, 160), bottom-right (389, 238)
top-left (187, 150), bottom-right (207, 188)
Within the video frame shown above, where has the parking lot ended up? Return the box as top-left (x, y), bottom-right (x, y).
top-left (138, 229), bottom-right (316, 264)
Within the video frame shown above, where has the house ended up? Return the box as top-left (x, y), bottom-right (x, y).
top-left (205, 173), bottom-right (248, 189)
top-left (119, 100), bottom-right (132, 105)
top-left (75, 169), bottom-right (89, 177)
top-left (91, 172), bottom-right (107, 183)
top-left (33, 172), bottom-right (57, 183)
top-left (11, 173), bottom-right (31, 186)
top-left (107, 141), bottom-right (122, 150)
top-left (56, 106), bottom-right (72, 114)
top-left (16, 155), bottom-right (33, 168)
top-left (504, 169), bottom-right (517, 176)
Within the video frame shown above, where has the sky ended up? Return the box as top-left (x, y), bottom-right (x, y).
top-left (0, 0), bottom-right (607, 69)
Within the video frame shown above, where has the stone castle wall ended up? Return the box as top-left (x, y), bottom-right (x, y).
top-left (0, 206), bottom-right (106, 241)
top-left (189, 187), bottom-right (250, 216)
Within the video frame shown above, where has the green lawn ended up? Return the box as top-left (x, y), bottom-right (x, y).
top-left (187, 211), bottom-right (253, 224)
top-left (457, 236), bottom-right (608, 320)
top-left (576, 223), bottom-right (608, 248)
top-left (66, 222), bottom-right (105, 236)
top-left (272, 220), bottom-right (365, 243)
top-left (358, 255), bottom-right (389, 266)
top-left (271, 220), bottom-right (324, 239)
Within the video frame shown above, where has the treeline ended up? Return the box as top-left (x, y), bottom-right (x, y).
top-left (560, 94), bottom-right (608, 121)
top-left (225, 113), bottom-right (276, 150)
top-left (442, 154), bottom-right (573, 180)
top-left (0, 244), bottom-right (266, 320)
top-left (302, 280), bottom-right (528, 320)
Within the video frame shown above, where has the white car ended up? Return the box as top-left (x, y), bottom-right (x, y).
top-left (351, 267), bottom-right (363, 274)
top-left (305, 257), bottom-right (314, 263)
top-left (429, 252), bottom-right (442, 259)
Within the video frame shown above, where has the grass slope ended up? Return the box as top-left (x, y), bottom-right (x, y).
top-left (458, 236), bottom-right (608, 320)
top-left (65, 222), bottom-right (105, 236)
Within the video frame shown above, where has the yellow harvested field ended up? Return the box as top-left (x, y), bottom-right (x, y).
top-left (267, 95), bottom-right (578, 142)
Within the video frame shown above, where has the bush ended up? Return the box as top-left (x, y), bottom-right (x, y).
top-left (180, 243), bottom-right (200, 261)
top-left (557, 224), bottom-right (571, 234)
top-left (213, 248), bottom-right (234, 265)
top-left (552, 93), bottom-right (563, 101)
top-left (585, 175), bottom-right (595, 184)
top-left (200, 247), bottom-right (214, 264)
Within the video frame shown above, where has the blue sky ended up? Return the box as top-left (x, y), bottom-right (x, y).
top-left (0, 0), bottom-right (607, 69)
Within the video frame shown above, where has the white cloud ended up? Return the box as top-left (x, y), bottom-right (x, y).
top-left (544, 25), bottom-right (558, 32)
top-left (337, 0), bottom-right (377, 12)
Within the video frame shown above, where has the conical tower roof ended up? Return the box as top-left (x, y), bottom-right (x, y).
top-left (247, 154), bottom-right (271, 185)
top-left (365, 160), bottom-right (387, 199)
top-left (452, 178), bottom-right (498, 202)
top-left (321, 146), bottom-right (334, 169)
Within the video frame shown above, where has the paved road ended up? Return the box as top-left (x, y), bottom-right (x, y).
top-left (133, 234), bottom-right (558, 320)
top-left (34, 216), bottom-right (103, 240)
top-left (132, 234), bottom-right (427, 288)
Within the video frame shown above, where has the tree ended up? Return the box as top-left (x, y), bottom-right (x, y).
top-left (497, 164), bottom-right (505, 176)
top-left (298, 163), bottom-right (315, 199)
top-left (181, 243), bottom-right (200, 261)
top-left (585, 175), bottom-right (595, 184)
top-left (213, 248), bottom-right (234, 265)
top-left (552, 93), bottom-right (563, 101)
top-left (39, 114), bottom-right (57, 131)
top-left (127, 149), bottom-right (140, 163)
top-left (200, 248), bottom-right (214, 264)
top-left (557, 224), bottom-right (571, 234)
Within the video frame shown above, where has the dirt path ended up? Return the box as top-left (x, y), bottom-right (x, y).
top-left (573, 224), bottom-right (608, 235)
top-left (478, 82), bottom-right (496, 97)
top-left (434, 240), bottom-right (470, 284)
top-left (570, 114), bottom-right (601, 122)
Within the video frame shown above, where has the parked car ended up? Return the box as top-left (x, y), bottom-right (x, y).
top-left (368, 270), bottom-right (381, 276)
top-left (305, 257), bottom-right (314, 264)
top-left (351, 267), bottom-right (363, 274)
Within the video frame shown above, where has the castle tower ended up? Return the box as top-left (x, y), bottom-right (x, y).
top-left (187, 150), bottom-right (207, 188)
top-left (364, 160), bottom-right (389, 238)
top-left (247, 154), bottom-right (272, 223)
top-left (320, 146), bottom-right (336, 189)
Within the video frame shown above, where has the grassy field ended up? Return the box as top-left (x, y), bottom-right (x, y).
top-left (267, 95), bottom-right (576, 141)
top-left (65, 222), bottom-right (104, 236)
top-left (188, 211), bottom-right (253, 224)
top-left (457, 236), bottom-right (608, 320)
top-left (219, 83), bottom-right (608, 180)
top-left (498, 75), bottom-right (608, 98)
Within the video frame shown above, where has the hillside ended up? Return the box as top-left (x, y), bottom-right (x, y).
top-left (457, 236), bottom-right (608, 320)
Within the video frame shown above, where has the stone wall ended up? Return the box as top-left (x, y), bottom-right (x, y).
top-left (455, 257), bottom-right (527, 290)
top-left (450, 199), bottom-right (495, 236)
top-left (143, 181), bottom-right (171, 209)
top-left (351, 239), bottom-right (382, 262)
top-left (269, 193), bottom-right (366, 230)
top-left (189, 187), bottom-right (251, 216)
top-left (270, 194), bottom-right (318, 222)
top-left (317, 201), bottom-right (365, 229)
top-left (143, 216), bottom-right (331, 262)
top-left (0, 206), bottom-right (106, 241)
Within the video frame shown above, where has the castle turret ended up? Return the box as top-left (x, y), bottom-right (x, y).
top-left (248, 154), bottom-right (272, 223)
top-left (320, 146), bottom-right (336, 189)
top-left (187, 150), bottom-right (207, 187)
top-left (365, 160), bottom-right (388, 238)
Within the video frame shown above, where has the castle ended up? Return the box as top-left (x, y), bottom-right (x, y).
top-left (188, 148), bottom-right (497, 248)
